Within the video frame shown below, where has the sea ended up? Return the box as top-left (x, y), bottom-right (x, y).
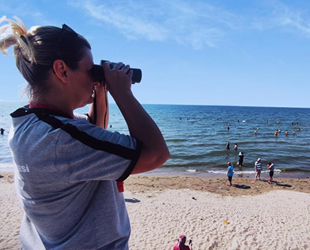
top-left (1, 101), bottom-right (310, 179)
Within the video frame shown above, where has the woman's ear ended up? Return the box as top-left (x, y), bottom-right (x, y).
top-left (52, 60), bottom-right (68, 83)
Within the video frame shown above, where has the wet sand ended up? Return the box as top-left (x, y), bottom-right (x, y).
top-left (125, 174), bottom-right (310, 196)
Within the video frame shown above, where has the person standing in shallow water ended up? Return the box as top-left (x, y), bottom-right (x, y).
top-left (226, 141), bottom-right (230, 150)
top-left (0, 16), bottom-right (169, 250)
top-left (238, 152), bottom-right (244, 167)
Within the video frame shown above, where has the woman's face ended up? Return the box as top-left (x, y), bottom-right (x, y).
top-left (67, 48), bottom-right (98, 108)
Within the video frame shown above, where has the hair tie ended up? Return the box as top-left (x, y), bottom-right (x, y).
top-left (20, 34), bottom-right (27, 43)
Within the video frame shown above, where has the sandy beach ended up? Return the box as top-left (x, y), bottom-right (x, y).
top-left (1, 172), bottom-right (310, 249)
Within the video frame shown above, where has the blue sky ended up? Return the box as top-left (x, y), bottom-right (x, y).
top-left (1, 0), bottom-right (310, 108)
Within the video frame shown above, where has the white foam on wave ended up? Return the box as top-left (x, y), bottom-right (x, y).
top-left (186, 169), bottom-right (197, 173)
top-left (0, 162), bottom-right (14, 172)
top-left (208, 169), bottom-right (282, 175)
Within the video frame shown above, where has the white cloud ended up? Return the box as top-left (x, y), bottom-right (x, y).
top-left (84, 2), bottom-right (168, 41)
top-left (67, 0), bottom-right (310, 48)
top-left (252, 0), bottom-right (310, 38)
top-left (67, 0), bottom-right (242, 49)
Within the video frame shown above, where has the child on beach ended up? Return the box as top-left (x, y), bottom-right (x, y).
top-left (267, 162), bottom-right (274, 183)
top-left (227, 161), bottom-right (234, 186)
top-left (0, 16), bottom-right (169, 249)
top-left (173, 235), bottom-right (193, 250)
top-left (255, 158), bottom-right (262, 180)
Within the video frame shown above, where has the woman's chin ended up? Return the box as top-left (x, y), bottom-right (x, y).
top-left (77, 96), bottom-right (94, 109)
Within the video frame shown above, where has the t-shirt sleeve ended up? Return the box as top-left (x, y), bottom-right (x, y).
top-left (54, 121), bottom-right (142, 183)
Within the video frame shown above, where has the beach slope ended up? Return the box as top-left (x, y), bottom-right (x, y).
top-left (1, 173), bottom-right (310, 249)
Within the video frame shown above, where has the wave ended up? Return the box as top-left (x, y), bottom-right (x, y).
top-left (0, 162), bottom-right (14, 172)
top-left (169, 153), bottom-right (211, 160)
top-left (163, 162), bottom-right (309, 175)
top-left (163, 162), bottom-right (209, 168)
top-left (208, 169), bottom-right (282, 175)
top-left (280, 167), bottom-right (310, 173)
top-left (166, 138), bottom-right (188, 143)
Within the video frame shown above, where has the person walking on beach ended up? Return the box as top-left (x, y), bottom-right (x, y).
top-left (173, 235), bottom-right (193, 250)
top-left (238, 152), bottom-right (244, 167)
top-left (255, 158), bottom-right (262, 180)
top-left (0, 128), bottom-right (4, 135)
top-left (1, 16), bottom-right (169, 250)
top-left (227, 161), bottom-right (234, 186)
top-left (267, 162), bottom-right (274, 183)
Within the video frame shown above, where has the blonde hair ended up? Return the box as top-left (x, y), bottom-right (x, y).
top-left (0, 15), bottom-right (36, 63)
top-left (0, 16), bottom-right (91, 98)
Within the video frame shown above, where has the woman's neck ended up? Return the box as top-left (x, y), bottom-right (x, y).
top-left (30, 96), bottom-right (74, 118)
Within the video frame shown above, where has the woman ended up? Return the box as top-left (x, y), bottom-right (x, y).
top-left (0, 16), bottom-right (169, 249)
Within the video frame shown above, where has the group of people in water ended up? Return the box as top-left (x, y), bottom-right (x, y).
top-left (225, 141), bottom-right (239, 150)
top-left (274, 128), bottom-right (300, 136)
top-left (226, 119), bottom-right (301, 136)
top-left (223, 120), bottom-right (302, 187)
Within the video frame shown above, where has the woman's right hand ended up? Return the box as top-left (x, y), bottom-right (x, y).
top-left (102, 61), bottom-right (133, 100)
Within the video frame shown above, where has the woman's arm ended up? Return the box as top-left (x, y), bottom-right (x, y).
top-left (104, 62), bottom-right (170, 174)
top-left (88, 85), bottom-right (109, 129)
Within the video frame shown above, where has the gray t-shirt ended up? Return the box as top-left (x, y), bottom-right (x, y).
top-left (9, 106), bottom-right (141, 250)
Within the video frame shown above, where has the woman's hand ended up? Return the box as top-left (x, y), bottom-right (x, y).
top-left (103, 62), bottom-right (133, 100)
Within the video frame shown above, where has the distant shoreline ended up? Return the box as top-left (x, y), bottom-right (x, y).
top-left (1, 100), bottom-right (310, 109)
top-left (139, 167), bottom-right (310, 179)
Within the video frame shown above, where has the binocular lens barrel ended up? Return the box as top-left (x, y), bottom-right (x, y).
top-left (91, 61), bottom-right (142, 84)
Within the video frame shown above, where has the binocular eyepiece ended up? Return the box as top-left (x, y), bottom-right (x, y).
top-left (91, 60), bottom-right (142, 84)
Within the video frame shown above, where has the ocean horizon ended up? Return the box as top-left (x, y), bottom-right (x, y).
top-left (1, 101), bottom-right (310, 178)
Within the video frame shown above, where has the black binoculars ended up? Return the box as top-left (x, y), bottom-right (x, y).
top-left (91, 60), bottom-right (142, 84)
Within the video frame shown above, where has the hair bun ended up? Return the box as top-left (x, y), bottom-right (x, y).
top-left (0, 15), bottom-right (27, 54)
